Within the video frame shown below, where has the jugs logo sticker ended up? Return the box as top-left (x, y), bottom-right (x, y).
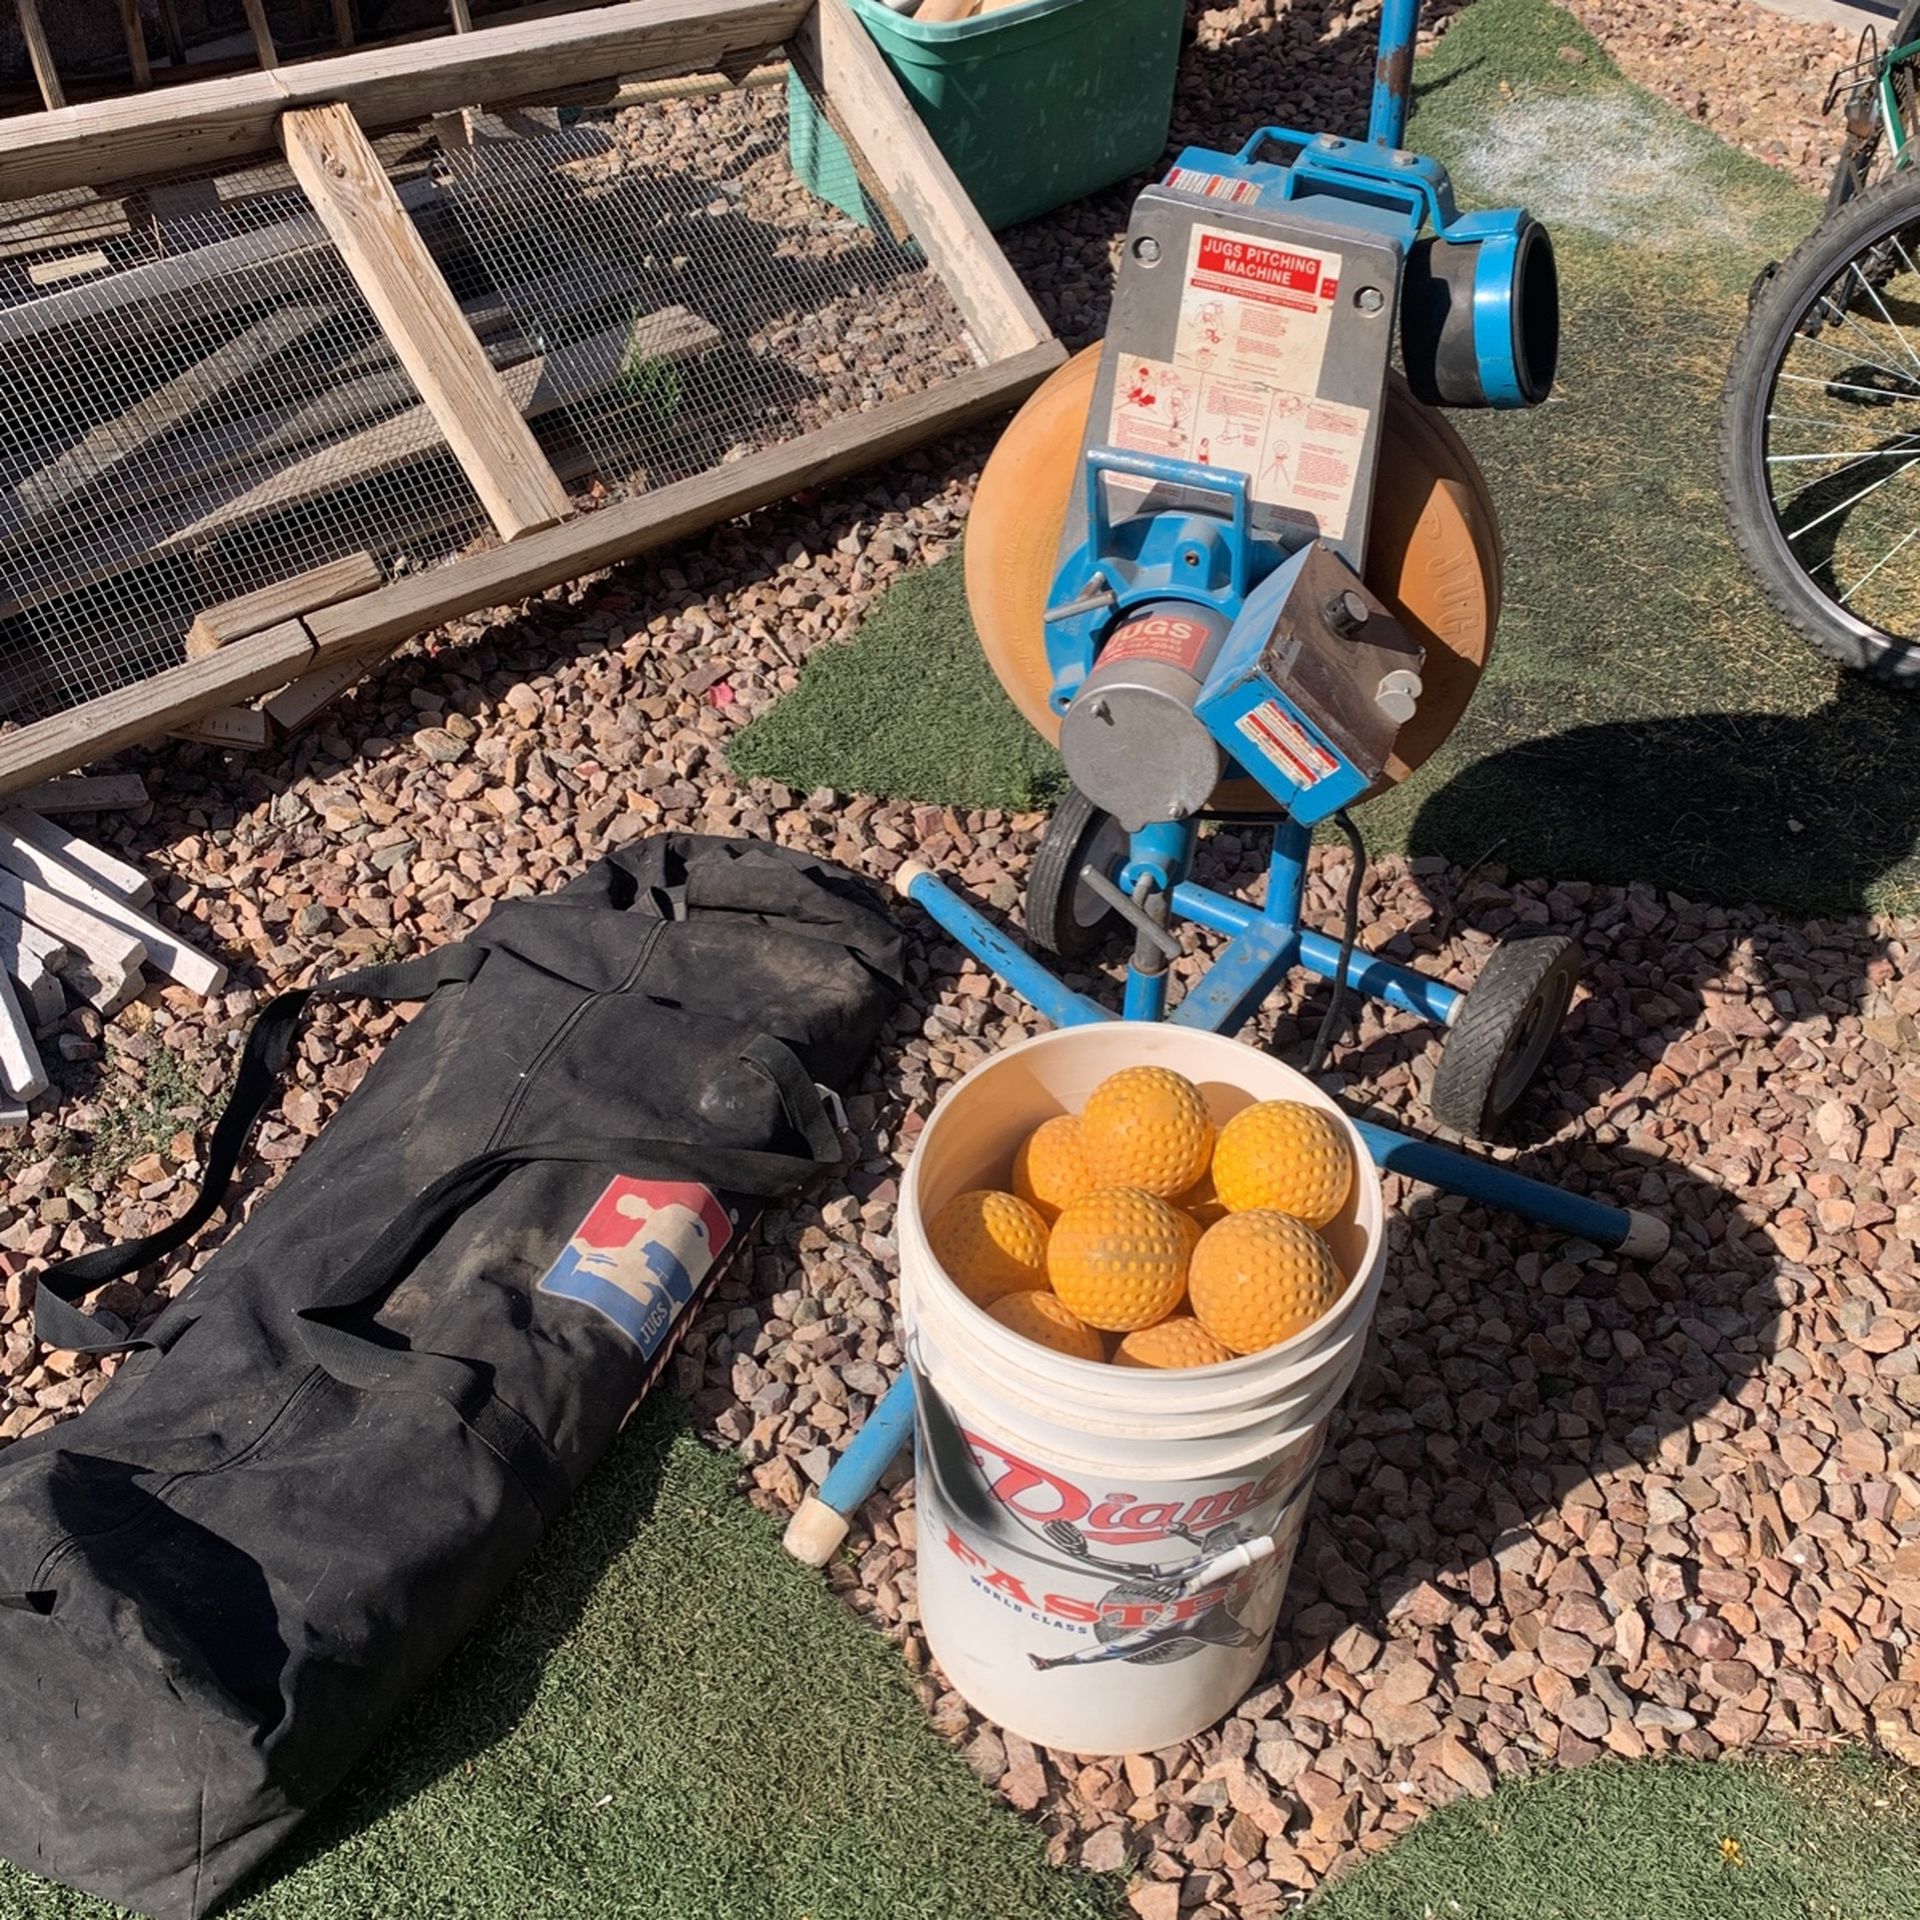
top-left (539, 1176), bottom-right (733, 1360)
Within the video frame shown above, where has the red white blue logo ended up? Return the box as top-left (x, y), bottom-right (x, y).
top-left (538, 1175), bottom-right (734, 1359)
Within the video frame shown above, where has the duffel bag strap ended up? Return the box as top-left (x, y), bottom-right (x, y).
top-left (290, 1033), bottom-right (844, 1520)
top-left (32, 947), bottom-right (487, 1356)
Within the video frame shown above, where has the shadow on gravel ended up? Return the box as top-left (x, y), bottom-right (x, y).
top-left (1269, 1146), bottom-right (1785, 1759)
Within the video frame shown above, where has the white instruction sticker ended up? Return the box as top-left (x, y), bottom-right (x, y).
top-left (1104, 357), bottom-right (1368, 540)
top-left (1255, 392), bottom-right (1369, 541)
top-left (1173, 226), bottom-right (1343, 392)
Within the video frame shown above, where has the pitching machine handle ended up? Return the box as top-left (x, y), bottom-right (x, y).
top-left (1083, 449), bottom-right (1257, 605)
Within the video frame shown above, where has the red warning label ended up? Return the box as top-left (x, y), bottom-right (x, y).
top-left (1173, 225), bottom-right (1342, 394)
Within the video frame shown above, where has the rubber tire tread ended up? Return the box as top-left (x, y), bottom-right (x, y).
top-left (1028, 787), bottom-right (1121, 959)
top-left (1430, 933), bottom-right (1581, 1139)
top-left (1719, 166), bottom-right (1920, 683)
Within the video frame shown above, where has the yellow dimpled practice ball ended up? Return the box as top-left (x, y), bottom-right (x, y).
top-left (1012, 1114), bottom-right (1094, 1222)
top-left (1047, 1186), bottom-right (1192, 1332)
top-left (1113, 1315), bottom-right (1236, 1370)
top-left (1079, 1066), bottom-right (1214, 1198)
top-left (1211, 1100), bottom-right (1353, 1227)
top-left (1187, 1210), bottom-right (1345, 1354)
top-left (928, 1188), bottom-right (1049, 1308)
top-left (988, 1289), bottom-right (1106, 1362)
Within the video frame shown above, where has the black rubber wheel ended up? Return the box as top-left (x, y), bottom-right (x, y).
top-left (1028, 787), bottom-right (1127, 959)
top-left (1430, 934), bottom-right (1582, 1138)
top-left (1719, 166), bottom-right (1920, 683)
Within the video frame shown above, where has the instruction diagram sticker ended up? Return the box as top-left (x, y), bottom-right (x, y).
top-left (1106, 357), bottom-right (1369, 540)
top-left (1173, 226), bottom-right (1343, 392)
top-left (539, 1175), bottom-right (734, 1359)
top-left (1254, 393), bottom-right (1368, 540)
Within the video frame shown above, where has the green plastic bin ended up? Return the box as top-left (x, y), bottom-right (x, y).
top-left (788, 0), bottom-right (1186, 233)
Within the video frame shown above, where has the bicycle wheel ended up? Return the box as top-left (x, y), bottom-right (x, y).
top-left (1720, 166), bottom-right (1920, 681)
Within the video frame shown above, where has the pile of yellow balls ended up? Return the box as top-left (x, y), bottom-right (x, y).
top-left (925, 1065), bottom-right (1356, 1369)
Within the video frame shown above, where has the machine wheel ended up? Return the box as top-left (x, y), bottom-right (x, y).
top-left (1430, 934), bottom-right (1582, 1138)
top-left (1028, 787), bottom-right (1127, 958)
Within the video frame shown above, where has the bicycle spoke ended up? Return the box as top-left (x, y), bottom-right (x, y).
top-left (1839, 515), bottom-right (1920, 603)
top-left (1794, 328), bottom-right (1919, 389)
top-left (1776, 370), bottom-right (1920, 402)
top-left (1848, 256), bottom-right (1920, 374)
top-left (1768, 445), bottom-right (1920, 460)
top-left (1783, 446), bottom-right (1920, 541)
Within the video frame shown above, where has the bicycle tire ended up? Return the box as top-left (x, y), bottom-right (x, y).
top-left (1720, 167), bottom-right (1920, 682)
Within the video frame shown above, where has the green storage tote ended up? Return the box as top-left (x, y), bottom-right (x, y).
top-left (789, 0), bottom-right (1187, 234)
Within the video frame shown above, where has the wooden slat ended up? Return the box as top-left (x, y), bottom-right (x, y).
top-left (0, 810), bottom-right (152, 904)
top-left (332, 0), bottom-right (356, 48)
top-left (155, 0), bottom-right (186, 65)
top-left (0, 865), bottom-right (145, 979)
top-left (304, 338), bottom-right (1066, 653)
top-left (0, 305), bottom-right (717, 619)
top-left (265, 650), bottom-right (389, 734)
top-left (187, 552), bottom-right (385, 657)
top-left (116, 0), bottom-right (152, 87)
top-left (0, 832), bottom-right (224, 996)
top-left (448, 0), bottom-right (476, 27)
top-left (0, 0), bottom-right (812, 200)
top-left (15, 0), bottom-right (63, 112)
top-left (281, 101), bottom-right (569, 541)
top-left (792, 0), bottom-right (1050, 364)
top-left (0, 969), bottom-right (45, 1103)
top-left (170, 705), bottom-right (274, 750)
top-left (0, 620), bottom-right (315, 796)
top-left (0, 345), bottom-right (1062, 796)
top-left (16, 307), bottom-right (330, 518)
top-left (239, 0), bottom-right (280, 69)
top-left (10, 774), bottom-right (147, 814)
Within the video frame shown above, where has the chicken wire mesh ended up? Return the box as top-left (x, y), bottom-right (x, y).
top-left (0, 67), bottom-right (982, 731)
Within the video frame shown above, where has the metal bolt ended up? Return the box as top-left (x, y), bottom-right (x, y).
top-left (1355, 286), bottom-right (1385, 314)
top-left (1375, 669), bottom-right (1423, 724)
top-left (1089, 697), bottom-right (1114, 725)
top-left (1323, 589), bottom-right (1371, 637)
top-left (1133, 235), bottom-right (1163, 265)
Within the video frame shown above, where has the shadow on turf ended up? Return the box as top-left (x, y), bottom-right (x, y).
top-left (214, 1400), bottom-right (688, 1914)
top-left (1270, 1146), bottom-right (1786, 1739)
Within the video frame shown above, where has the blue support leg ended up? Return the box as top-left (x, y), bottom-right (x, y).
top-left (894, 862), bottom-right (1108, 1029)
top-left (1353, 1119), bottom-right (1670, 1257)
top-left (783, 1372), bottom-right (919, 1565)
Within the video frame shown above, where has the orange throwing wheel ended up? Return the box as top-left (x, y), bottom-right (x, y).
top-left (964, 345), bottom-right (1503, 813)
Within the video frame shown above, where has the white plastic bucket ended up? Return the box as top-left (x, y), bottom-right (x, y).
top-left (902, 1023), bottom-right (1385, 1755)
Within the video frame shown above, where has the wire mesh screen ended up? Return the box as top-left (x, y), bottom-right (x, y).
top-left (0, 135), bottom-right (490, 725)
top-left (0, 69), bottom-right (982, 730)
top-left (431, 75), bottom-right (982, 499)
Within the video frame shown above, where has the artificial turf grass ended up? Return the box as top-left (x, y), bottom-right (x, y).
top-left (728, 554), bottom-right (1066, 812)
top-left (1307, 1748), bottom-right (1920, 1920)
top-left (0, 1396), bottom-right (1121, 1920)
top-left (729, 0), bottom-right (1920, 916)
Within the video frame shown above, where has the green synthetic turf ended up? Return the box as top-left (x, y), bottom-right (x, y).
top-left (1308, 1749), bottom-right (1920, 1920)
top-left (0, 1399), bottom-right (1120, 1920)
top-left (732, 0), bottom-right (1920, 915)
top-left (729, 555), bottom-right (1066, 811)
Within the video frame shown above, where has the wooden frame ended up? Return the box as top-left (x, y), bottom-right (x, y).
top-left (0, 0), bottom-right (813, 200)
top-left (0, 0), bottom-right (1063, 796)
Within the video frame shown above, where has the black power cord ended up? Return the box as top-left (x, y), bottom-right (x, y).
top-left (1304, 809), bottom-right (1366, 1077)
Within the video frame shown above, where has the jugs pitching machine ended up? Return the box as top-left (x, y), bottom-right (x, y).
top-left (786, 0), bottom-right (1666, 1567)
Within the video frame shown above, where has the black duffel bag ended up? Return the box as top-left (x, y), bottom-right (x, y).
top-left (0, 834), bottom-right (902, 1919)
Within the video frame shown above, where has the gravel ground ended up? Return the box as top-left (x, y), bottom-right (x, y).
top-left (1562, 0), bottom-right (1856, 192)
top-left (2, 3), bottom-right (1917, 1914)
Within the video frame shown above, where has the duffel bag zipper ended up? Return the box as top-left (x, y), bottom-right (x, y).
top-left (481, 920), bottom-right (666, 1153)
